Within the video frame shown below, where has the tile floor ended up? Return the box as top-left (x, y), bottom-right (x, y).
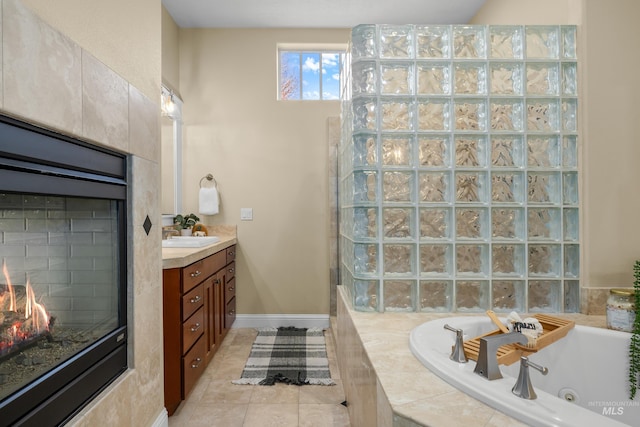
top-left (168, 328), bottom-right (350, 427)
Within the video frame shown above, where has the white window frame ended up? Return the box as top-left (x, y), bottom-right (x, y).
top-left (277, 43), bottom-right (347, 101)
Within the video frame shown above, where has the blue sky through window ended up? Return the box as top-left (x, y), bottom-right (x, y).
top-left (279, 50), bottom-right (342, 100)
top-left (322, 53), bottom-right (340, 100)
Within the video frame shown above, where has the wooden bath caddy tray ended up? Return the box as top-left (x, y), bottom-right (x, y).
top-left (463, 314), bottom-right (575, 366)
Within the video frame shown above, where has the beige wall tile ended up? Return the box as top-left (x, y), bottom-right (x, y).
top-left (376, 379), bottom-right (393, 427)
top-left (582, 287), bottom-right (609, 315)
top-left (82, 51), bottom-right (129, 152)
top-left (130, 155), bottom-right (162, 298)
top-left (129, 84), bottom-right (160, 162)
top-left (3, 0), bottom-right (82, 135)
top-left (73, 372), bottom-right (135, 426)
top-left (336, 293), bottom-right (377, 427)
top-left (129, 349), bottom-right (165, 426)
top-left (131, 286), bottom-right (163, 366)
top-left (21, 0), bottom-right (161, 101)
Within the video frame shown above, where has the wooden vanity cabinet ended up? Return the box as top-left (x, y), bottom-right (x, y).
top-left (204, 270), bottom-right (223, 364)
top-left (224, 246), bottom-right (236, 333)
top-left (162, 244), bottom-right (237, 416)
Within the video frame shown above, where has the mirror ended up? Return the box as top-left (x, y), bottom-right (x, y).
top-left (161, 86), bottom-right (183, 216)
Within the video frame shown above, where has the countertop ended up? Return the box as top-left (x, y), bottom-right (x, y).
top-left (338, 286), bottom-right (608, 426)
top-left (162, 225), bottom-right (237, 269)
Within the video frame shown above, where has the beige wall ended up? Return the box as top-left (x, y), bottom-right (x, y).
top-left (470, 0), bottom-right (583, 24)
top-left (162, 6), bottom-right (180, 93)
top-left (22, 0), bottom-right (160, 101)
top-left (471, 0), bottom-right (640, 288)
top-left (580, 0), bottom-right (640, 286)
top-left (177, 28), bottom-right (349, 315)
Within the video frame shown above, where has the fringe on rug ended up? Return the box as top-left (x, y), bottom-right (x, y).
top-left (306, 378), bottom-right (336, 385)
top-left (232, 373), bottom-right (335, 386)
top-left (253, 327), bottom-right (326, 333)
top-left (231, 378), bottom-right (266, 385)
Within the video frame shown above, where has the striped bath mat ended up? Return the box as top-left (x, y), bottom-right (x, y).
top-left (232, 327), bottom-right (335, 386)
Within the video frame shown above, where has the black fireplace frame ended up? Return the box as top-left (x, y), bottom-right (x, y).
top-left (0, 115), bottom-right (128, 426)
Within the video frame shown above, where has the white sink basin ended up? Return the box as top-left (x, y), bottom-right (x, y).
top-left (162, 236), bottom-right (220, 248)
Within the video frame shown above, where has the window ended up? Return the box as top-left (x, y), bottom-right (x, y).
top-left (278, 47), bottom-right (345, 101)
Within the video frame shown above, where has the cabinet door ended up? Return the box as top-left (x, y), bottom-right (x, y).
top-left (204, 276), bottom-right (215, 364)
top-left (205, 271), bottom-right (224, 365)
top-left (214, 271), bottom-right (224, 347)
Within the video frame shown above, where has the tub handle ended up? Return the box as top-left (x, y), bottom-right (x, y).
top-left (443, 324), bottom-right (468, 363)
top-left (512, 356), bottom-right (549, 400)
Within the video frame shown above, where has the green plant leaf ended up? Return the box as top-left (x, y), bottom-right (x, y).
top-left (630, 260), bottom-right (640, 400)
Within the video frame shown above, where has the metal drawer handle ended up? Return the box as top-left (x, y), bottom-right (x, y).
top-left (228, 251), bottom-right (234, 257)
top-left (190, 322), bottom-right (201, 332)
top-left (190, 270), bottom-right (202, 278)
top-left (228, 268), bottom-right (235, 274)
top-left (229, 310), bottom-right (235, 315)
top-left (214, 278), bottom-right (220, 285)
top-left (191, 357), bottom-right (202, 369)
top-left (190, 295), bottom-right (201, 304)
top-left (228, 286), bottom-right (235, 291)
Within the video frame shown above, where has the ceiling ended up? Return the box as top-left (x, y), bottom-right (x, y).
top-left (161, 0), bottom-right (487, 29)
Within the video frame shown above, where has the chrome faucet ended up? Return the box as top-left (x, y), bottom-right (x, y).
top-left (512, 356), bottom-right (548, 399)
top-left (162, 226), bottom-right (180, 240)
top-left (473, 332), bottom-right (528, 380)
top-left (443, 324), bottom-right (467, 363)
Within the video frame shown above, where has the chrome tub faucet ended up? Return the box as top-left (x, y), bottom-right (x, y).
top-left (473, 332), bottom-right (528, 380)
top-left (512, 356), bottom-right (548, 399)
top-left (443, 324), bottom-right (468, 363)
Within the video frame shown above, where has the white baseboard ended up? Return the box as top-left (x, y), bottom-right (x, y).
top-left (232, 314), bottom-right (330, 329)
top-left (151, 408), bottom-right (168, 427)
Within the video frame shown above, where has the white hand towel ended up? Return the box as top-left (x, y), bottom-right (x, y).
top-left (199, 187), bottom-right (219, 215)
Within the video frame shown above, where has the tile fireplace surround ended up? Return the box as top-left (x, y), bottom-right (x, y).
top-left (1, 0), bottom-right (166, 426)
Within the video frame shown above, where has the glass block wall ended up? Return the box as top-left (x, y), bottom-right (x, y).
top-left (339, 25), bottom-right (579, 313)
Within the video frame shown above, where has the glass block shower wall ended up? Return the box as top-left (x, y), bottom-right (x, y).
top-left (339, 25), bottom-right (579, 313)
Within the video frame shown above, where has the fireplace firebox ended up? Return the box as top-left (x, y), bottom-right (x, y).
top-left (0, 115), bottom-right (128, 426)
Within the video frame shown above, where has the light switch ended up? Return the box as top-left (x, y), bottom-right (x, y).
top-left (240, 208), bottom-right (253, 221)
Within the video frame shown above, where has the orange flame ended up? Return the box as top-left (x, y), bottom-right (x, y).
top-left (25, 280), bottom-right (50, 333)
top-left (0, 263), bottom-right (50, 353)
top-left (2, 261), bottom-right (17, 312)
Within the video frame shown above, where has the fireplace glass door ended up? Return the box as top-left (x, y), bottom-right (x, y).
top-left (0, 194), bottom-right (122, 401)
top-left (0, 116), bottom-right (127, 426)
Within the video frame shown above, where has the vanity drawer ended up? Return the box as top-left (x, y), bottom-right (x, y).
top-left (182, 283), bottom-right (204, 321)
top-left (225, 277), bottom-right (236, 305)
top-left (182, 306), bottom-right (204, 355)
top-left (226, 245), bottom-right (236, 264)
top-left (182, 336), bottom-right (206, 397)
top-left (181, 251), bottom-right (226, 292)
top-left (182, 259), bottom-right (206, 293)
top-left (225, 297), bottom-right (236, 329)
top-left (226, 261), bottom-right (236, 281)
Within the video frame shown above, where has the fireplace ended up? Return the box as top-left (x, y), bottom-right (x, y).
top-left (0, 115), bottom-right (128, 426)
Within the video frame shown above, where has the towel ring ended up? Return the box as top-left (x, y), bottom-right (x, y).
top-left (199, 174), bottom-right (218, 189)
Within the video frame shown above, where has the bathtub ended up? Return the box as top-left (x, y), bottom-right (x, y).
top-left (410, 316), bottom-right (639, 427)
